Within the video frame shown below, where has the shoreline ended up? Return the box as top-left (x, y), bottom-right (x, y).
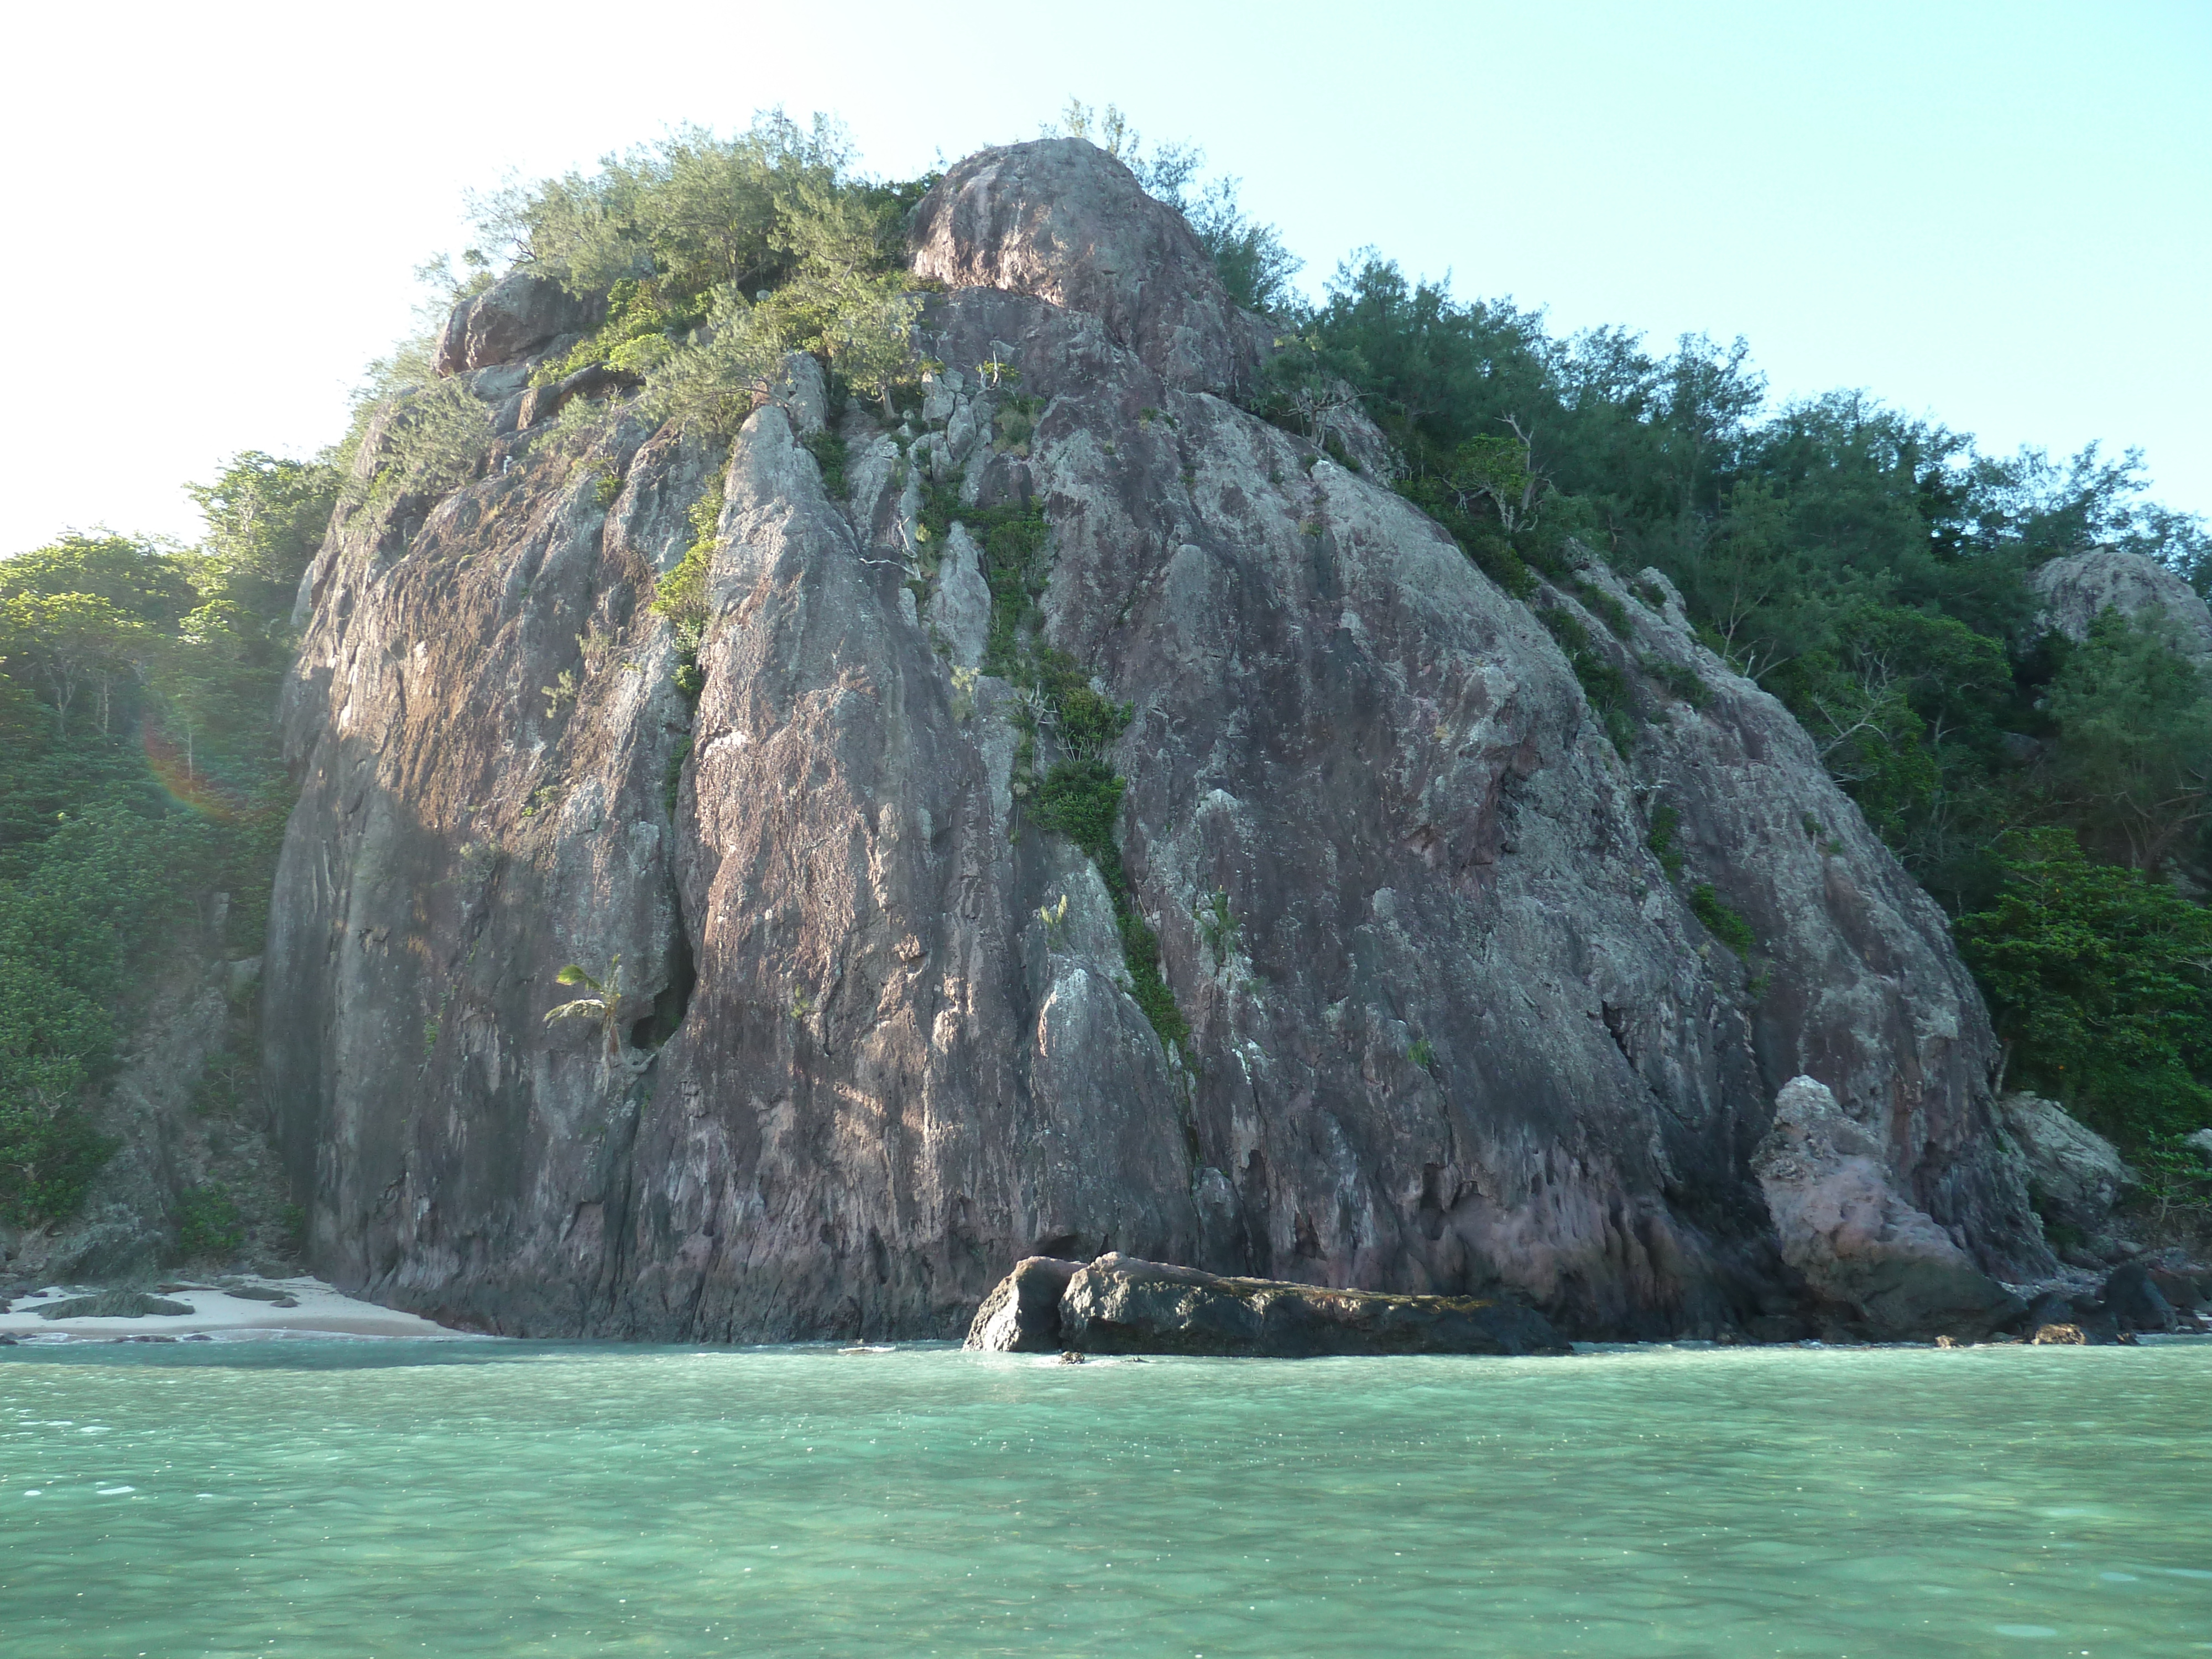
top-left (0, 1276), bottom-right (475, 1344)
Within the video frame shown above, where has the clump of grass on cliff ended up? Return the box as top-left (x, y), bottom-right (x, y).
top-left (652, 477), bottom-right (723, 706)
top-left (476, 115), bottom-right (936, 431)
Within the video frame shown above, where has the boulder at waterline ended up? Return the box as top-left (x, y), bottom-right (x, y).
top-left (2100, 1263), bottom-right (2177, 1333)
top-left (1042, 1253), bottom-right (1568, 1358)
top-left (34, 1292), bottom-right (194, 1321)
top-left (1997, 1092), bottom-right (2134, 1259)
top-left (1754, 1077), bottom-right (2025, 1342)
top-left (964, 1256), bottom-right (1085, 1353)
top-left (2147, 1267), bottom-right (2206, 1316)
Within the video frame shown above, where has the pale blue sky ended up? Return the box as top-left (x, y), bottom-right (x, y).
top-left (3, 0), bottom-right (2203, 550)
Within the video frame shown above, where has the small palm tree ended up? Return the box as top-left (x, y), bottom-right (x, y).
top-left (544, 956), bottom-right (631, 1079)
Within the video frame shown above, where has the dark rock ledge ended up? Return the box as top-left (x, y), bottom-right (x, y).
top-left (965, 1253), bottom-right (1569, 1358)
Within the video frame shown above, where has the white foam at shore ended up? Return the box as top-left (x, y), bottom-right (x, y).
top-left (0, 1276), bottom-right (476, 1343)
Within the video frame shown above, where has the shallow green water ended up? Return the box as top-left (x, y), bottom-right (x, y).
top-left (2, 1339), bottom-right (2208, 1657)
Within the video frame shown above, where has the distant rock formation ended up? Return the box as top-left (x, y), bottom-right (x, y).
top-left (263, 137), bottom-right (2047, 1342)
top-left (2031, 546), bottom-right (2212, 659)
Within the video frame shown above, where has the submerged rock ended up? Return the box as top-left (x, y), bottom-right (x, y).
top-left (33, 1291), bottom-right (195, 1321)
top-left (1044, 1253), bottom-right (1568, 1358)
top-left (1754, 1077), bottom-right (2023, 1342)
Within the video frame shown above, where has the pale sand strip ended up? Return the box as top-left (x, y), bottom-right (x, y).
top-left (0, 1277), bottom-right (472, 1342)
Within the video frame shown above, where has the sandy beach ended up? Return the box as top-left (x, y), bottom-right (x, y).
top-left (0, 1277), bottom-right (472, 1343)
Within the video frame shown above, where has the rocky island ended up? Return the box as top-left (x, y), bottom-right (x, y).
top-left (247, 136), bottom-right (2070, 1347)
top-left (4, 130), bottom-right (2207, 1352)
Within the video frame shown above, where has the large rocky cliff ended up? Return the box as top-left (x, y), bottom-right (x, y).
top-left (264, 138), bottom-right (2048, 1340)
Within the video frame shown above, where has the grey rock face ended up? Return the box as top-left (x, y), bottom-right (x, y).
top-left (265, 138), bottom-right (2044, 1341)
top-left (435, 272), bottom-right (603, 377)
top-left (924, 524), bottom-right (991, 669)
top-left (2031, 546), bottom-right (2212, 659)
top-left (910, 138), bottom-right (1266, 400)
top-left (1997, 1092), bottom-right (2131, 1236)
top-left (1545, 566), bottom-right (2047, 1282)
top-left (963, 1255), bottom-right (1083, 1352)
top-left (2099, 1262), bottom-right (2176, 1333)
top-left (1053, 1253), bottom-right (1567, 1357)
top-left (1754, 1077), bottom-right (2022, 1340)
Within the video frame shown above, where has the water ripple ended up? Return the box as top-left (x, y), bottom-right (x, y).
top-left (0, 1342), bottom-right (2204, 1655)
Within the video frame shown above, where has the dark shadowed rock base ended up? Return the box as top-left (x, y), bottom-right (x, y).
top-left (963, 1256), bottom-right (1085, 1353)
top-left (969, 1253), bottom-right (1568, 1358)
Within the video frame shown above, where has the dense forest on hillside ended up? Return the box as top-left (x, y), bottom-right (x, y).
top-left (0, 457), bottom-right (336, 1229)
top-left (3, 108), bottom-right (2208, 1248)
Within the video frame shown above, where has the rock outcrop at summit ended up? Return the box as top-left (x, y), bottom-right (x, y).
top-left (2032, 546), bottom-right (2212, 659)
top-left (434, 271), bottom-right (603, 378)
top-left (263, 138), bottom-right (2047, 1343)
top-left (910, 138), bottom-right (1267, 401)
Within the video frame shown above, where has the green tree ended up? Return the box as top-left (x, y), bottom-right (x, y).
top-left (0, 533), bottom-right (196, 628)
top-left (1958, 830), bottom-right (2212, 1142)
top-left (0, 806), bottom-right (218, 1224)
top-left (0, 591), bottom-right (154, 739)
top-left (479, 116), bottom-right (928, 433)
top-left (2044, 608), bottom-right (2212, 874)
top-left (185, 451), bottom-right (339, 629)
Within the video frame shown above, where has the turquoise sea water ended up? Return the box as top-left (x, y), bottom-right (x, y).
top-left (2, 1339), bottom-right (2208, 1657)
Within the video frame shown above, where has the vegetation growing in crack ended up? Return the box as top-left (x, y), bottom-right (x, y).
top-left (1689, 883), bottom-right (1757, 958)
top-left (918, 464), bottom-right (1189, 1053)
top-left (1645, 800), bottom-right (1686, 881)
top-left (543, 957), bottom-right (641, 1083)
top-left (1536, 601), bottom-right (1636, 757)
top-left (801, 427), bottom-right (850, 498)
top-left (653, 474), bottom-right (724, 707)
